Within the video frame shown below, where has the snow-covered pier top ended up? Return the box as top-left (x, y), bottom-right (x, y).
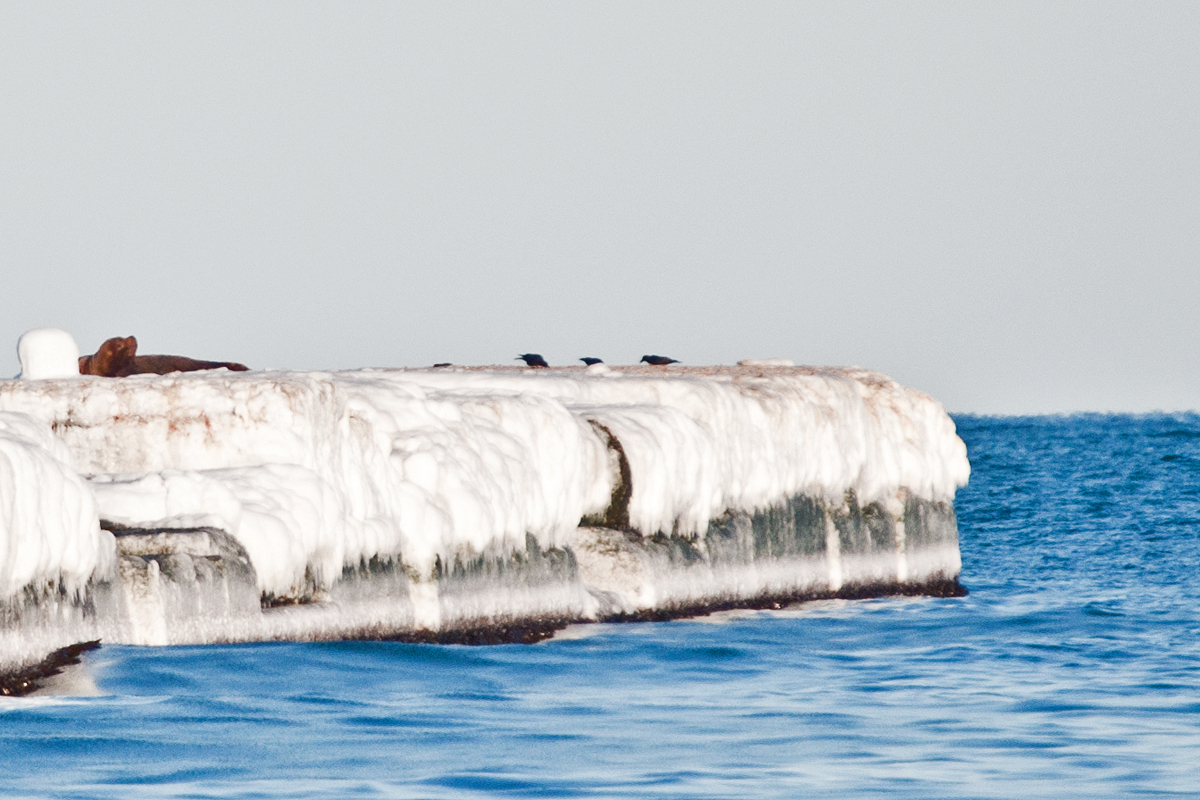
top-left (0, 364), bottom-right (969, 678)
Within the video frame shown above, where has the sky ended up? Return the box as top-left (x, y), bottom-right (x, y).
top-left (1, 2), bottom-right (1197, 415)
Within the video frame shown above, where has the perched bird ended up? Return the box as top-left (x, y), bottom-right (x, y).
top-left (580, 357), bottom-right (603, 366)
top-left (640, 355), bottom-right (679, 366)
top-left (432, 363), bottom-right (452, 368)
top-left (516, 353), bottom-right (549, 368)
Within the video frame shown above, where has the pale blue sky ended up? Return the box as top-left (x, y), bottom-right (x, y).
top-left (2, 2), bottom-right (1197, 414)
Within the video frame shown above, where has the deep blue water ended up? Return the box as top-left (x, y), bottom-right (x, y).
top-left (3, 414), bottom-right (1199, 799)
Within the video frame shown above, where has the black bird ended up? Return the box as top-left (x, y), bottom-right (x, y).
top-left (580, 357), bottom-right (603, 366)
top-left (640, 355), bottom-right (679, 366)
top-left (516, 353), bottom-right (549, 368)
top-left (432, 363), bottom-right (452, 368)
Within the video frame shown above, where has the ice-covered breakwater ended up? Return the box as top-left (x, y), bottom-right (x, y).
top-left (0, 364), bottom-right (969, 679)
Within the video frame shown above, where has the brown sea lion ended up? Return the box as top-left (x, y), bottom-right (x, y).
top-left (79, 336), bottom-right (249, 377)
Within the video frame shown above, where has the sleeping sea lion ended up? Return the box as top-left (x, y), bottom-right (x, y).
top-left (79, 336), bottom-right (249, 377)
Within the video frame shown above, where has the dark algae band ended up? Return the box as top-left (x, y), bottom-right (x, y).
top-left (0, 572), bottom-right (967, 695)
top-left (0, 640), bottom-right (99, 697)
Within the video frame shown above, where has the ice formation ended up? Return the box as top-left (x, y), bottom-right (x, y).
top-left (0, 410), bottom-right (116, 672)
top-left (0, 412), bottom-right (112, 599)
top-left (0, 362), bottom-right (969, 675)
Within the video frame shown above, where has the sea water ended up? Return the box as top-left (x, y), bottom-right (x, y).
top-left (2, 414), bottom-right (1198, 799)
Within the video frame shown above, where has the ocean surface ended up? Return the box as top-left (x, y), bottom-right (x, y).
top-left (2, 414), bottom-right (1199, 799)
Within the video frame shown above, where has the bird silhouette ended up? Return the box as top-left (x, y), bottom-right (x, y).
top-left (516, 353), bottom-right (549, 368)
top-left (580, 357), bottom-right (603, 366)
top-left (640, 355), bottom-right (679, 366)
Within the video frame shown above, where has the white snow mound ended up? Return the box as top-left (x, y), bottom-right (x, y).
top-left (16, 328), bottom-right (81, 380)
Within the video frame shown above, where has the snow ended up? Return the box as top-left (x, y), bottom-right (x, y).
top-left (0, 364), bottom-right (969, 604)
top-left (0, 412), bottom-right (113, 601)
top-left (16, 328), bottom-right (81, 380)
top-left (737, 358), bottom-right (795, 367)
top-left (91, 465), bottom-right (346, 600)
